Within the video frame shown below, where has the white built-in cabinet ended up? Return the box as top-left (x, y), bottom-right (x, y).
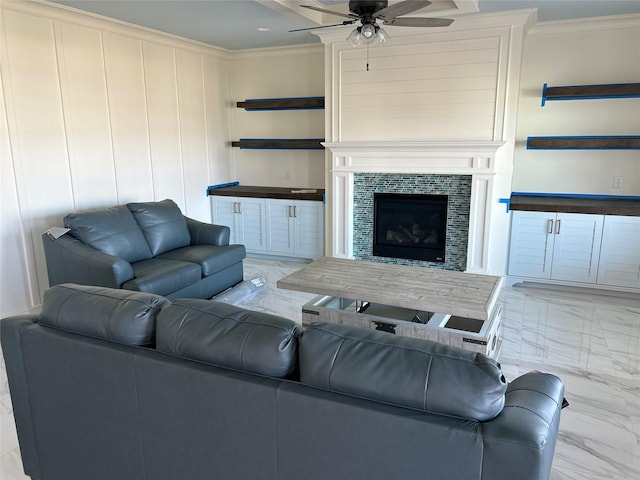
top-left (597, 215), bottom-right (640, 288)
top-left (211, 196), bottom-right (324, 259)
top-left (210, 197), bottom-right (267, 253)
top-left (508, 211), bottom-right (603, 283)
top-left (508, 211), bottom-right (640, 289)
top-left (266, 199), bottom-right (324, 259)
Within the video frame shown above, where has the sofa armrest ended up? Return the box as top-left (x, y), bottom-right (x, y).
top-left (42, 233), bottom-right (134, 288)
top-left (1, 315), bottom-right (42, 479)
top-left (481, 371), bottom-right (565, 480)
top-left (185, 217), bottom-right (230, 246)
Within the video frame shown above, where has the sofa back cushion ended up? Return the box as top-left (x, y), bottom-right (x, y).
top-left (299, 322), bottom-right (507, 421)
top-left (39, 283), bottom-right (169, 346)
top-left (127, 200), bottom-right (191, 256)
top-left (156, 300), bottom-right (302, 378)
top-left (65, 205), bottom-right (152, 262)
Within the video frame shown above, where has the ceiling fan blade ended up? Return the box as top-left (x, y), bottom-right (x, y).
top-left (383, 17), bottom-right (454, 27)
top-left (289, 20), bottom-right (356, 32)
top-left (374, 0), bottom-right (432, 21)
top-left (299, 4), bottom-right (358, 20)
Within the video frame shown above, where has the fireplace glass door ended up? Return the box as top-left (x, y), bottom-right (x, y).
top-left (373, 193), bottom-right (448, 262)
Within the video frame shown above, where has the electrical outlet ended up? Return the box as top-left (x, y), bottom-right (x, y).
top-left (284, 169), bottom-right (290, 180)
top-left (613, 176), bottom-right (623, 189)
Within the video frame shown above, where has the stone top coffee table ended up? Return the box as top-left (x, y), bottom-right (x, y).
top-left (276, 257), bottom-right (502, 321)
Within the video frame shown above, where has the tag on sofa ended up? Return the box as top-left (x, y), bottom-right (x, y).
top-left (45, 227), bottom-right (70, 240)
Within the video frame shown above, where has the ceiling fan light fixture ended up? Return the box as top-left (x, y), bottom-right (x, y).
top-left (375, 27), bottom-right (389, 46)
top-left (348, 22), bottom-right (388, 47)
top-left (347, 27), bottom-right (364, 47)
top-left (361, 23), bottom-right (376, 39)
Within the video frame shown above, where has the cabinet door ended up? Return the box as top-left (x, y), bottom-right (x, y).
top-left (551, 213), bottom-right (603, 283)
top-left (508, 211), bottom-right (555, 279)
top-left (293, 200), bottom-right (324, 259)
top-left (597, 216), bottom-right (640, 288)
top-left (266, 199), bottom-right (294, 254)
top-left (211, 196), bottom-right (239, 244)
top-left (237, 198), bottom-right (267, 252)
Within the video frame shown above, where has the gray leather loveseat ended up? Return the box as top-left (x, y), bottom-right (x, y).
top-left (2, 283), bottom-right (566, 480)
top-left (42, 199), bottom-right (246, 299)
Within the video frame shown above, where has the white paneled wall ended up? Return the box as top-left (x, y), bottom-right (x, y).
top-left (0, 1), bottom-right (233, 315)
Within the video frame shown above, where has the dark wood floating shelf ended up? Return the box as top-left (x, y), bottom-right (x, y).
top-left (207, 185), bottom-right (325, 202)
top-left (510, 194), bottom-right (640, 217)
top-left (541, 82), bottom-right (640, 106)
top-left (526, 136), bottom-right (640, 150)
top-left (236, 97), bottom-right (325, 110)
top-left (231, 139), bottom-right (325, 150)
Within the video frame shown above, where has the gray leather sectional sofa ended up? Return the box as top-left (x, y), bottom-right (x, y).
top-left (42, 199), bottom-right (246, 299)
top-left (1, 283), bottom-right (566, 480)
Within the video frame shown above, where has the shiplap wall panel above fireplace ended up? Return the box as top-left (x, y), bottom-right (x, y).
top-left (339, 36), bottom-right (502, 142)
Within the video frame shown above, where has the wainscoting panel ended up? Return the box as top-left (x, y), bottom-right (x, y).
top-left (56, 21), bottom-right (119, 210)
top-left (142, 41), bottom-right (185, 207)
top-left (0, 68), bottom-right (34, 315)
top-left (103, 32), bottom-right (155, 203)
top-left (176, 49), bottom-right (210, 222)
top-left (1, 9), bottom-right (75, 303)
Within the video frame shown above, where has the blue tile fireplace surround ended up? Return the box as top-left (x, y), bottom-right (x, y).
top-left (353, 173), bottom-right (472, 271)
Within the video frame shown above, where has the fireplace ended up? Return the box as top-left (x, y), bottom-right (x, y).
top-left (325, 141), bottom-right (509, 274)
top-left (373, 193), bottom-right (447, 262)
top-left (353, 173), bottom-right (471, 271)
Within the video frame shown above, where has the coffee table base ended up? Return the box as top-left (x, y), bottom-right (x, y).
top-left (302, 296), bottom-right (503, 359)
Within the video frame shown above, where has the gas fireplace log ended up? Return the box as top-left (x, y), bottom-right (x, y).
top-left (399, 225), bottom-right (420, 243)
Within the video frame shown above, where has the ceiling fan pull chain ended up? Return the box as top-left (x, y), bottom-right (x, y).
top-left (366, 43), bottom-right (370, 71)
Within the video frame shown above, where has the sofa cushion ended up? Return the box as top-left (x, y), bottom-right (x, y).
top-left (156, 244), bottom-right (246, 276)
top-left (156, 300), bottom-right (302, 378)
top-left (122, 259), bottom-right (202, 296)
top-left (127, 199), bottom-right (191, 256)
top-left (38, 283), bottom-right (168, 346)
top-left (64, 205), bottom-right (152, 263)
top-left (299, 322), bottom-right (507, 421)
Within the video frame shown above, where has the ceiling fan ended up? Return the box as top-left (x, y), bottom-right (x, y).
top-left (291, 1), bottom-right (454, 45)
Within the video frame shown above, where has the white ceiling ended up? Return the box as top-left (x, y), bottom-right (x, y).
top-left (48, 0), bottom-right (640, 50)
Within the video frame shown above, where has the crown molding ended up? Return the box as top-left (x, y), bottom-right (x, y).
top-left (4, 0), bottom-right (232, 59)
top-left (231, 43), bottom-right (324, 60)
top-left (530, 13), bottom-right (640, 35)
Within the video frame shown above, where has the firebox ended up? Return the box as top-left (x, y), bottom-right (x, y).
top-left (373, 193), bottom-right (448, 262)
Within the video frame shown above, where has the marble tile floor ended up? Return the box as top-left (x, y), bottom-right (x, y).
top-left (1, 257), bottom-right (639, 479)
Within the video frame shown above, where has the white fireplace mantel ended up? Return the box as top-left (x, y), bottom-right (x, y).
top-left (324, 141), bottom-right (508, 274)
top-left (325, 141), bottom-right (507, 174)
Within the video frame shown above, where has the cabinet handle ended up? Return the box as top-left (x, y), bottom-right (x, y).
top-left (548, 219), bottom-right (554, 234)
top-left (288, 205), bottom-right (292, 217)
top-left (233, 202), bottom-right (237, 214)
top-left (293, 205), bottom-right (298, 218)
top-left (555, 219), bottom-right (561, 234)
